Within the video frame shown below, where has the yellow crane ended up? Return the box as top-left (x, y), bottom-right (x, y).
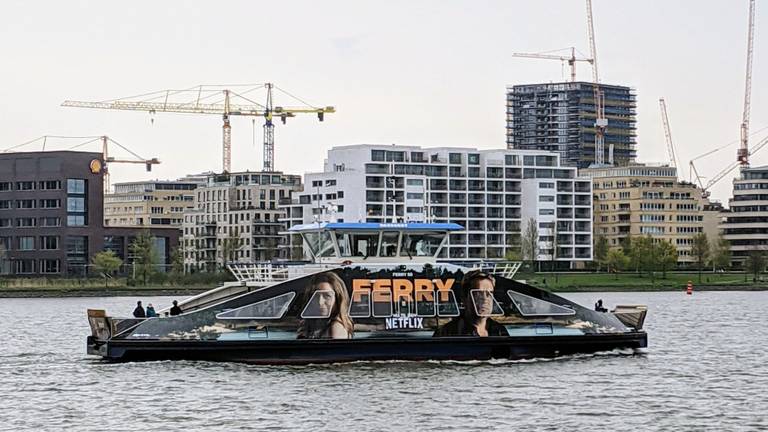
top-left (62, 83), bottom-right (335, 173)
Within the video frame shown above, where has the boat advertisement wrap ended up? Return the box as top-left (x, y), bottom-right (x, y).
top-left (125, 264), bottom-right (630, 342)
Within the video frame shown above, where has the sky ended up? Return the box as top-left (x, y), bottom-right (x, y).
top-left (0, 0), bottom-right (765, 204)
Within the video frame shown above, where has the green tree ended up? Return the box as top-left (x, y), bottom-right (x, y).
top-left (594, 235), bottom-right (609, 272)
top-left (606, 249), bottom-right (629, 279)
top-left (129, 229), bottom-right (158, 286)
top-left (170, 246), bottom-right (185, 276)
top-left (745, 249), bottom-right (766, 282)
top-left (691, 233), bottom-right (710, 283)
top-left (92, 250), bottom-right (123, 289)
top-left (711, 235), bottom-right (731, 271)
top-left (521, 217), bottom-right (539, 271)
top-left (656, 240), bottom-right (678, 278)
top-left (221, 232), bottom-right (242, 267)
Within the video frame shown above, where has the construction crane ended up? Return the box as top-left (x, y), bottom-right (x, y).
top-left (658, 98), bottom-right (680, 171)
top-left (738, 0), bottom-right (756, 165)
top-left (586, 0), bottom-right (609, 166)
top-left (695, 134), bottom-right (768, 198)
top-left (1, 135), bottom-right (160, 194)
top-left (512, 47), bottom-right (593, 82)
top-left (62, 84), bottom-right (335, 173)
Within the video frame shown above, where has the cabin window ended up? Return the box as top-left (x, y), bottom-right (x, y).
top-left (301, 289), bottom-right (337, 318)
top-left (507, 291), bottom-right (576, 316)
top-left (372, 289), bottom-right (393, 317)
top-left (304, 231), bottom-right (335, 258)
top-left (436, 290), bottom-right (460, 317)
top-left (470, 290), bottom-right (504, 317)
top-left (380, 231), bottom-right (400, 257)
top-left (415, 288), bottom-right (436, 316)
top-left (215, 292), bottom-right (296, 319)
top-left (349, 288), bottom-right (371, 317)
top-left (401, 232), bottom-right (445, 257)
top-left (336, 232), bottom-right (379, 258)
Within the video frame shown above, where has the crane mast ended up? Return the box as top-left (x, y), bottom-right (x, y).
top-left (586, 0), bottom-right (608, 166)
top-left (659, 98), bottom-right (680, 171)
top-left (738, 0), bottom-right (756, 166)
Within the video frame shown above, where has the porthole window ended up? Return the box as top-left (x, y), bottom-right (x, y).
top-left (216, 292), bottom-right (295, 320)
top-left (507, 291), bottom-right (576, 316)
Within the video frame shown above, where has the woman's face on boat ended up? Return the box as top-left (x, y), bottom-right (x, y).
top-left (471, 279), bottom-right (494, 317)
top-left (315, 282), bottom-right (336, 316)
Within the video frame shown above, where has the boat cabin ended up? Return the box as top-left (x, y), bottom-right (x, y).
top-left (288, 222), bottom-right (464, 263)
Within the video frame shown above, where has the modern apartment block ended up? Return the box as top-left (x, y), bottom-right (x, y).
top-left (0, 151), bottom-right (178, 276)
top-left (720, 166), bottom-right (768, 265)
top-left (104, 180), bottom-right (200, 227)
top-left (284, 144), bottom-right (593, 263)
top-left (584, 164), bottom-right (720, 263)
top-left (181, 171), bottom-right (302, 271)
top-left (506, 82), bottom-right (637, 168)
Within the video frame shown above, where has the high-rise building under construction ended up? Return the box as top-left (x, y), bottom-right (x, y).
top-left (506, 82), bottom-right (637, 168)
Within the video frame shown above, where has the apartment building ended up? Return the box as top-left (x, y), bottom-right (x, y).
top-left (182, 171), bottom-right (302, 271)
top-left (584, 164), bottom-right (718, 263)
top-left (507, 82), bottom-right (637, 168)
top-left (104, 180), bottom-right (200, 227)
top-left (720, 166), bottom-right (768, 266)
top-left (284, 144), bottom-right (593, 263)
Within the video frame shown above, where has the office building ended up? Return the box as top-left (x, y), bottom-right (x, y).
top-left (720, 166), bottom-right (768, 266)
top-left (104, 180), bottom-right (200, 227)
top-left (506, 82), bottom-right (637, 168)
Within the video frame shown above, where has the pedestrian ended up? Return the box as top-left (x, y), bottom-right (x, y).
top-left (169, 300), bottom-right (182, 316)
top-left (146, 303), bottom-right (157, 318)
top-left (133, 301), bottom-right (146, 318)
top-left (594, 299), bottom-right (608, 313)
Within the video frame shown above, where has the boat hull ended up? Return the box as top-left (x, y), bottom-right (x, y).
top-left (88, 332), bottom-right (647, 365)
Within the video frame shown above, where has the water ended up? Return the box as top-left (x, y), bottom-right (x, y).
top-left (1, 291), bottom-right (767, 431)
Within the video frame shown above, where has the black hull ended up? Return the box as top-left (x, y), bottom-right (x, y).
top-left (89, 332), bottom-right (647, 365)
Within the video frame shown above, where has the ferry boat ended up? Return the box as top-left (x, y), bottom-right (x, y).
top-left (86, 223), bottom-right (647, 364)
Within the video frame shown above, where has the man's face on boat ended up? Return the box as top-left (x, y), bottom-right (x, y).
top-left (316, 283), bottom-right (336, 316)
top-left (471, 279), bottom-right (495, 317)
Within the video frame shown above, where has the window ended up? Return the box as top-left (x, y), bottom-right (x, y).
top-left (17, 200), bottom-right (36, 209)
top-left (40, 259), bottom-right (60, 274)
top-left (67, 197), bottom-right (85, 212)
top-left (538, 195), bottom-right (554, 202)
top-left (401, 233), bottom-right (446, 257)
top-left (539, 209), bottom-right (555, 216)
top-left (67, 215), bottom-right (86, 226)
top-left (507, 291), bottom-right (576, 316)
top-left (467, 153), bottom-right (480, 165)
top-left (0, 219), bottom-right (10, 227)
top-left (406, 179), bottom-right (423, 186)
top-left (0, 200), bottom-right (11, 209)
top-left (39, 180), bottom-right (61, 190)
top-left (16, 181), bottom-right (35, 191)
top-left (216, 292), bottom-right (296, 319)
top-left (67, 179), bottom-right (86, 194)
top-left (19, 236), bottom-right (35, 250)
top-left (449, 153), bottom-right (462, 164)
top-left (337, 191), bottom-right (344, 199)
top-left (0, 182), bottom-right (11, 191)
top-left (39, 199), bottom-right (60, 209)
top-left (40, 236), bottom-right (59, 250)
top-left (17, 218), bottom-right (36, 227)
top-left (470, 290), bottom-right (504, 317)
top-left (15, 260), bottom-right (35, 274)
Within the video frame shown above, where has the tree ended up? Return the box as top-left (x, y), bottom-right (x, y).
top-left (92, 250), bottom-right (123, 289)
top-left (521, 217), bottom-right (539, 271)
top-left (606, 249), bottom-right (629, 279)
top-left (594, 235), bottom-right (609, 272)
top-left (691, 233), bottom-right (710, 283)
top-left (745, 249), bottom-right (766, 282)
top-left (549, 224), bottom-right (559, 281)
top-left (221, 232), bottom-right (242, 267)
top-left (656, 240), bottom-right (678, 278)
top-left (129, 229), bottom-right (158, 285)
top-left (170, 246), bottom-right (185, 276)
top-left (711, 235), bottom-right (731, 271)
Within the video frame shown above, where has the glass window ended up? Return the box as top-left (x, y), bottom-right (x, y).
top-left (216, 292), bottom-right (295, 319)
top-left (301, 290), bottom-right (336, 318)
top-left (507, 291), bottom-right (576, 316)
top-left (380, 231), bottom-right (400, 257)
top-left (470, 290), bottom-right (504, 317)
top-left (303, 231), bottom-right (335, 258)
top-left (67, 197), bottom-right (85, 212)
top-left (401, 232), bottom-right (445, 257)
top-left (436, 290), bottom-right (459, 317)
top-left (349, 288), bottom-right (371, 318)
top-left (19, 236), bottom-right (35, 250)
top-left (335, 232), bottom-right (379, 258)
top-left (40, 236), bottom-right (59, 250)
top-left (67, 215), bottom-right (86, 227)
top-left (67, 179), bottom-right (86, 194)
top-left (372, 289), bottom-right (393, 317)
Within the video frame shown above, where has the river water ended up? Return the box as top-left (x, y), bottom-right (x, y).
top-left (0, 291), bottom-right (766, 431)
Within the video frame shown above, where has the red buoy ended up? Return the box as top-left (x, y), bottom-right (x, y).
top-left (686, 281), bottom-right (693, 295)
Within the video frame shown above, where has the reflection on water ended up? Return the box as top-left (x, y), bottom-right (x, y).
top-left (1, 291), bottom-right (767, 431)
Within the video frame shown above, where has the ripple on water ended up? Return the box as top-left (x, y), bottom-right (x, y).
top-left (1, 292), bottom-right (768, 431)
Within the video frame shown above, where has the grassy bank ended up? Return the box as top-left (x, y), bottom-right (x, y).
top-left (521, 272), bottom-right (768, 291)
top-left (0, 275), bottom-right (233, 297)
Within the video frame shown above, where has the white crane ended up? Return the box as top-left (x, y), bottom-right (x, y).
top-left (512, 47), bottom-right (593, 82)
top-left (586, 0), bottom-right (609, 166)
top-left (659, 98), bottom-right (680, 172)
top-left (737, 0), bottom-right (756, 166)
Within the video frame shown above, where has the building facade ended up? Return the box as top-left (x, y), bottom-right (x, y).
top-left (584, 164), bottom-right (717, 264)
top-left (720, 166), bottom-right (768, 265)
top-left (506, 82), bottom-right (637, 168)
top-left (0, 151), bottom-right (178, 276)
top-left (182, 171), bottom-right (302, 271)
top-left (104, 180), bottom-right (200, 227)
top-left (285, 145), bottom-right (593, 263)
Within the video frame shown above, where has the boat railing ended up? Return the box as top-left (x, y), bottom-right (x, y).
top-left (467, 261), bottom-right (522, 280)
top-left (226, 262), bottom-right (338, 284)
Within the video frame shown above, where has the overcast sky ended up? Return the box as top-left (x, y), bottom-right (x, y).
top-left (0, 0), bottom-right (764, 203)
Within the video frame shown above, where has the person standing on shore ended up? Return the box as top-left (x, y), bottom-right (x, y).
top-left (146, 303), bottom-right (157, 318)
top-left (132, 301), bottom-right (146, 318)
top-left (169, 300), bottom-right (182, 316)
